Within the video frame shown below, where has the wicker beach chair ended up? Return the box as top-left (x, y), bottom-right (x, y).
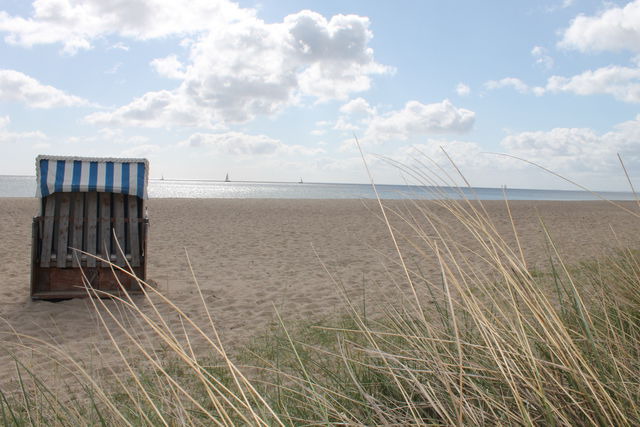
top-left (30, 156), bottom-right (149, 299)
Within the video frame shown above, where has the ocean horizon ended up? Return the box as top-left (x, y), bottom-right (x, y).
top-left (1, 174), bottom-right (637, 201)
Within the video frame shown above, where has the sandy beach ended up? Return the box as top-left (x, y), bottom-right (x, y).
top-left (1, 197), bottom-right (639, 389)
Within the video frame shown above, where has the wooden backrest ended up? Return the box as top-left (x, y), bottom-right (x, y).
top-left (38, 192), bottom-right (145, 269)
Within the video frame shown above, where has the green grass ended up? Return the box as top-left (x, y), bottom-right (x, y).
top-left (233, 248), bottom-right (640, 425)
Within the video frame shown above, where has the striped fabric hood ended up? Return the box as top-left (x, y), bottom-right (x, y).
top-left (36, 155), bottom-right (149, 199)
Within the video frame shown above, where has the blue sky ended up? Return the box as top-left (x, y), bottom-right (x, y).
top-left (1, 0), bottom-right (639, 190)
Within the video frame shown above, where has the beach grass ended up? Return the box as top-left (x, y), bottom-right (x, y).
top-left (1, 191), bottom-right (640, 425)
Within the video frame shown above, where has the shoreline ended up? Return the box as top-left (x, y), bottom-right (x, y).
top-left (0, 172), bottom-right (638, 195)
top-left (1, 196), bottom-right (638, 201)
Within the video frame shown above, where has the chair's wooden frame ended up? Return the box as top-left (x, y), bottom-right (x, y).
top-left (30, 191), bottom-right (148, 299)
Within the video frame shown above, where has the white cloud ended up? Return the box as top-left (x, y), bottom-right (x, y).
top-left (501, 115), bottom-right (640, 171)
top-left (455, 82), bottom-right (471, 96)
top-left (546, 0), bottom-right (575, 13)
top-left (502, 128), bottom-right (602, 170)
top-left (484, 77), bottom-right (533, 94)
top-left (397, 139), bottom-right (492, 170)
top-left (559, 0), bottom-right (640, 53)
top-left (531, 46), bottom-right (554, 70)
top-left (485, 65), bottom-right (640, 102)
top-left (0, 69), bottom-right (89, 108)
top-left (150, 55), bottom-right (186, 79)
top-left (85, 90), bottom-right (216, 128)
top-left (339, 97), bottom-right (375, 115)
top-left (180, 131), bottom-right (324, 156)
top-left (363, 99), bottom-right (475, 143)
top-left (334, 117), bottom-right (359, 131)
top-left (84, 9), bottom-right (390, 127)
top-left (0, 115), bottom-right (46, 143)
top-left (379, 115), bottom-right (640, 188)
top-left (0, 0), bottom-right (252, 54)
top-left (110, 42), bottom-right (129, 51)
top-left (545, 65), bottom-right (640, 102)
top-left (311, 120), bottom-right (331, 135)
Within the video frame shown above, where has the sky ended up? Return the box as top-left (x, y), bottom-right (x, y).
top-left (1, 0), bottom-right (640, 191)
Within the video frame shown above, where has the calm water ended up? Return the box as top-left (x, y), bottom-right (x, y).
top-left (1, 175), bottom-right (637, 201)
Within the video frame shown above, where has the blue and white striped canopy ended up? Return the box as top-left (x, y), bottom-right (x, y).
top-left (36, 155), bottom-right (149, 199)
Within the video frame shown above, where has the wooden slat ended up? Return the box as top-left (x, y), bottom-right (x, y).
top-left (85, 192), bottom-right (98, 268)
top-left (99, 193), bottom-right (111, 268)
top-left (40, 196), bottom-right (56, 268)
top-left (71, 193), bottom-right (84, 267)
top-left (56, 194), bottom-right (71, 268)
top-left (128, 196), bottom-right (140, 267)
top-left (142, 219), bottom-right (149, 279)
top-left (113, 194), bottom-right (125, 266)
top-left (30, 219), bottom-right (39, 296)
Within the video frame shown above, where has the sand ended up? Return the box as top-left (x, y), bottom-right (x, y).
top-left (0, 197), bottom-right (639, 390)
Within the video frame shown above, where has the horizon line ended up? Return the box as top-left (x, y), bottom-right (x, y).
top-left (1, 174), bottom-right (636, 195)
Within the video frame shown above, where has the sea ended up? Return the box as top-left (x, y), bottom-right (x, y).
top-left (0, 175), bottom-right (637, 201)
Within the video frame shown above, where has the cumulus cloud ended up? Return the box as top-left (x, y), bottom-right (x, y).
top-left (485, 65), bottom-right (640, 102)
top-left (333, 117), bottom-right (359, 131)
top-left (546, 0), bottom-right (575, 13)
top-left (382, 116), bottom-right (640, 185)
top-left (545, 65), bottom-right (640, 103)
top-left (85, 90), bottom-right (216, 128)
top-left (340, 97), bottom-right (375, 115)
top-left (559, 0), bottom-right (640, 53)
top-left (501, 115), bottom-right (640, 171)
top-left (289, 12), bottom-right (392, 100)
top-left (365, 115), bottom-right (640, 189)
top-left (0, 69), bottom-right (89, 108)
top-left (484, 77), bottom-right (544, 95)
top-left (531, 46), bottom-right (554, 70)
top-left (397, 139), bottom-right (490, 169)
top-left (180, 131), bottom-right (324, 156)
top-left (85, 9), bottom-right (390, 127)
top-left (311, 120), bottom-right (331, 136)
top-left (150, 55), bottom-right (186, 79)
top-left (455, 82), bottom-right (471, 96)
top-left (0, 0), bottom-right (251, 54)
top-left (363, 100), bottom-right (475, 143)
top-left (0, 115), bottom-right (46, 143)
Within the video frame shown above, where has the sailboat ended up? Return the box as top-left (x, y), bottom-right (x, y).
top-left (225, 173), bottom-right (230, 182)
top-left (298, 177), bottom-right (303, 184)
